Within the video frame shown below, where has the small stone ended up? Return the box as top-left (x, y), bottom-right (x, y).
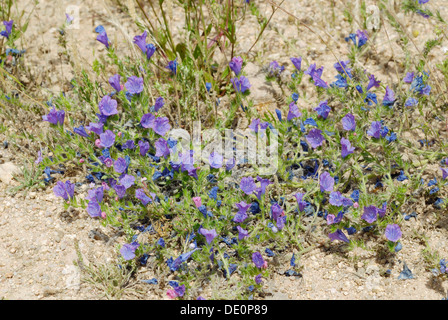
top-left (43, 287), bottom-right (58, 297)
top-left (0, 162), bottom-right (20, 185)
top-left (5, 273), bottom-right (13, 278)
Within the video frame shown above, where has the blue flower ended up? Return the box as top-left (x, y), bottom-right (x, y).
top-left (350, 190), bottom-right (360, 202)
top-left (430, 187), bottom-right (439, 195)
top-left (330, 74), bottom-right (348, 88)
top-left (428, 178), bottom-right (437, 187)
top-left (405, 97), bottom-right (418, 107)
top-left (157, 238), bottom-right (165, 247)
top-left (396, 170), bottom-right (408, 182)
top-left (167, 58), bottom-right (178, 75)
top-left (314, 100), bottom-right (331, 119)
top-left (275, 109), bottom-right (282, 122)
top-left (209, 186), bottom-right (219, 200)
top-left (365, 92), bottom-right (378, 105)
top-left (167, 248), bottom-right (201, 272)
top-left (206, 82), bottom-right (212, 92)
top-left (303, 118), bottom-right (318, 127)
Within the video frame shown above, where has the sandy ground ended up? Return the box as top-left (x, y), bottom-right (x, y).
top-left (1, 0), bottom-right (448, 299)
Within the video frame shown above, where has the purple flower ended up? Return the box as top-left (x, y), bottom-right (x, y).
top-left (179, 150), bottom-right (195, 172)
top-left (154, 97), bottom-right (165, 112)
top-left (120, 242), bottom-right (140, 260)
top-left (341, 113), bottom-right (356, 131)
top-left (120, 174), bottom-right (135, 189)
top-left (35, 151), bottom-right (43, 165)
top-left (99, 95), bottom-right (118, 116)
top-left (122, 140), bottom-right (135, 149)
top-left (87, 200), bottom-right (102, 218)
top-left (403, 72), bottom-right (414, 83)
top-left (304, 64), bottom-right (323, 78)
top-left (268, 61), bottom-right (284, 75)
top-left (260, 121), bottom-right (270, 130)
top-left (139, 140), bottom-right (149, 156)
top-left (125, 76), bottom-right (144, 95)
top-left (229, 56), bottom-right (243, 75)
top-left (341, 137), bottom-right (355, 158)
top-left (366, 74), bottom-right (381, 91)
top-left (234, 201), bottom-right (250, 223)
top-left (362, 205), bottom-right (378, 223)
top-left (287, 102), bottom-right (302, 121)
top-left (314, 100), bottom-right (331, 119)
top-left (240, 177), bottom-right (256, 195)
top-left (114, 157), bottom-right (127, 174)
top-left (231, 76), bottom-right (251, 93)
top-left (226, 158), bottom-right (235, 171)
top-left (356, 29), bottom-right (368, 47)
top-left (441, 167), bottom-right (448, 180)
top-left (86, 187), bottom-right (104, 203)
top-left (382, 86), bottom-right (395, 107)
top-left (271, 203), bottom-right (286, 230)
top-left (141, 113), bottom-right (155, 129)
top-left (1, 20), bottom-right (13, 38)
top-left (319, 172), bottom-right (334, 192)
top-left (252, 252), bottom-right (266, 269)
top-left (133, 31), bottom-right (147, 53)
top-left (328, 229), bottom-right (350, 243)
top-left (135, 189), bottom-right (153, 205)
top-left (199, 228), bottom-right (218, 244)
top-left (109, 74), bottom-right (122, 92)
top-left (114, 185), bottom-right (126, 199)
top-left (378, 202), bottom-right (387, 218)
top-left (86, 122), bottom-right (104, 135)
top-left (268, 202), bottom-right (280, 220)
top-left (187, 167), bottom-right (199, 179)
top-left (249, 118), bottom-right (261, 133)
top-left (153, 117), bottom-right (171, 136)
top-left (42, 107), bottom-right (65, 125)
top-left (174, 285), bottom-right (186, 297)
top-left (99, 130), bottom-right (115, 148)
top-left (255, 274), bottom-right (262, 284)
top-left (237, 226), bottom-right (249, 240)
top-left (257, 176), bottom-right (272, 195)
top-left (385, 224), bottom-right (402, 242)
top-left (290, 57), bottom-right (302, 71)
top-left (65, 14), bottom-right (74, 24)
top-left (155, 138), bottom-right (170, 158)
top-left (312, 73), bottom-right (328, 88)
top-left (294, 193), bottom-right (306, 212)
top-left (146, 44), bottom-right (156, 60)
top-left (96, 31), bottom-right (110, 49)
top-left (209, 152), bottom-right (223, 169)
top-left (53, 180), bottom-right (75, 200)
top-left (306, 129), bottom-right (325, 149)
top-left (367, 121), bottom-right (382, 139)
top-left (334, 60), bottom-right (351, 74)
top-left (74, 126), bottom-right (89, 138)
top-left (329, 192), bottom-right (346, 206)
